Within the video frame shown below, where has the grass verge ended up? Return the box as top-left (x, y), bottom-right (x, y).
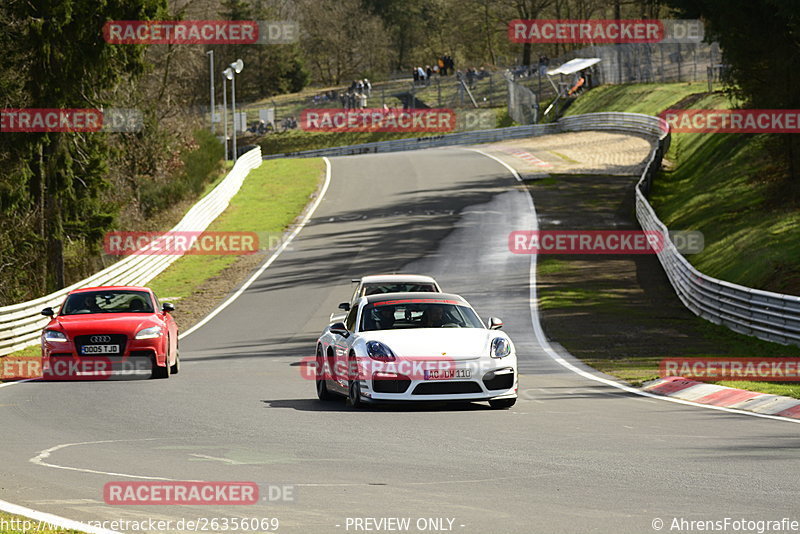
top-left (148, 158), bottom-right (324, 302)
top-left (1, 158), bottom-right (325, 382)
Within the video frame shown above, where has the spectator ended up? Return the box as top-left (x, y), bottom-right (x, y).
top-left (363, 78), bottom-right (371, 97)
top-left (538, 55), bottom-right (549, 77)
top-left (438, 56), bottom-right (445, 75)
top-left (412, 68), bottom-right (419, 84)
top-left (417, 66), bottom-right (426, 84)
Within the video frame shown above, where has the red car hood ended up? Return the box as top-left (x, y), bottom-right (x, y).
top-left (54, 313), bottom-right (162, 337)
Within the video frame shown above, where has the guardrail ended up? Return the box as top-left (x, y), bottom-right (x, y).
top-left (5, 113), bottom-right (799, 356)
top-left (0, 147), bottom-right (263, 356)
top-left (262, 123), bottom-right (562, 160)
top-left (266, 111), bottom-right (800, 347)
top-left (599, 112), bottom-right (800, 347)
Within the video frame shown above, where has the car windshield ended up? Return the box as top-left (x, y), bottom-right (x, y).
top-left (362, 283), bottom-right (437, 296)
top-left (61, 290), bottom-right (154, 315)
top-left (360, 299), bottom-right (483, 331)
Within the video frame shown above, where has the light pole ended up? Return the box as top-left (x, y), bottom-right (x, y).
top-left (207, 50), bottom-right (215, 135)
top-left (223, 67), bottom-right (231, 161)
top-left (228, 59), bottom-right (244, 162)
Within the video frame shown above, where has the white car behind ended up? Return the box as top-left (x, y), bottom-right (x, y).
top-left (315, 292), bottom-right (517, 409)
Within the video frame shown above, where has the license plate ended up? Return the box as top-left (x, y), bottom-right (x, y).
top-left (423, 369), bottom-right (471, 380)
top-left (81, 345), bottom-right (120, 355)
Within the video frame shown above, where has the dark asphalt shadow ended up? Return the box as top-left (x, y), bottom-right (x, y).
top-left (260, 398), bottom-right (496, 412)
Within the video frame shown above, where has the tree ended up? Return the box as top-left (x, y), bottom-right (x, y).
top-left (6, 0), bottom-right (164, 291)
top-left (662, 0), bottom-right (800, 190)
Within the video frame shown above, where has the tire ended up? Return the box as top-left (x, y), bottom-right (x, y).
top-left (489, 398), bottom-right (516, 409)
top-left (316, 347), bottom-right (334, 401)
top-left (347, 355), bottom-right (364, 408)
top-left (151, 338), bottom-right (171, 379)
top-left (347, 378), bottom-right (364, 409)
top-left (170, 349), bottom-right (180, 375)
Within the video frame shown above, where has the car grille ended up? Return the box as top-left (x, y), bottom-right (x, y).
top-left (74, 334), bottom-right (128, 355)
top-left (372, 375), bottom-right (411, 394)
top-left (412, 381), bottom-right (483, 395)
top-left (483, 371), bottom-right (515, 390)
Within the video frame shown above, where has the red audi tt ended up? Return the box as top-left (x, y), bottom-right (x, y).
top-left (40, 286), bottom-right (179, 380)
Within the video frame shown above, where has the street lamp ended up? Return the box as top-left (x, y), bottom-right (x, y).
top-left (228, 59), bottom-right (244, 162)
top-left (223, 66), bottom-right (233, 161)
top-left (207, 50), bottom-right (215, 135)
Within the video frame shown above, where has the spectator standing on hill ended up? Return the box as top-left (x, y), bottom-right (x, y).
top-left (363, 78), bottom-right (371, 96)
top-left (417, 66), bottom-right (427, 84)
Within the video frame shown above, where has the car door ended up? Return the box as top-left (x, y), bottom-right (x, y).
top-left (333, 303), bottom-right (359, 388)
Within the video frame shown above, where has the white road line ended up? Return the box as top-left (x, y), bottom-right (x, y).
top-left (29, 439), bottom-right (177, 480)
top-left (0, 157), bottom-right (336, 530)
top-left (0, 498), bottom-right (121, 534)
top-left (466, 147), bottom-right (800, 425)
top-left (179, 156), bottom-right (333, 340)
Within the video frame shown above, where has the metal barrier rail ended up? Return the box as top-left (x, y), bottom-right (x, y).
top-left (5, 112), bottom-right (799, 356)
top-left (262, 123), bottom-right (562, 160)
top-left (0, 147), bottom-right (263, 356)
top-left (266, 111), bottom-right (800, 347)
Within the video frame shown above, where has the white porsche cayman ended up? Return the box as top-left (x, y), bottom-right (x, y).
top-left (315, 292), bottom-right (518, 409)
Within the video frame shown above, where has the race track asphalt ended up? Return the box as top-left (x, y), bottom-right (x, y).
top-left (1, 146), bottom-right (798, 534)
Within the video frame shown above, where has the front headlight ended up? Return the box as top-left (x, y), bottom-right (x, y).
top-left (44, 330), bottom-right (68, 343)
top-left (491, 337), bottom-right (511, 358)
top-left (135, 326), bottom-right (162, 340)
top-left (366, 340), bottom-right (396, 362)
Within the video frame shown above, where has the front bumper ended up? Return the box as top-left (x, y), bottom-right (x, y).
top-left (42, 336), bottom-right (165, 378)
top-left (357, 356), bottom-right (518, 402)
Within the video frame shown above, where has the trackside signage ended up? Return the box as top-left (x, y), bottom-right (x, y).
top-left (299, 109), bottom-right (456, 133)
top-left (660, 109), bottom-right (800, 133)
top-left (508, 19), bottom-right (703, 44)
top-left (104, 482), bottom-right (258, 505)
top-left (661, 358), bottom-right (800, 381)
top-left (103, 21), bottom-right (299, 44)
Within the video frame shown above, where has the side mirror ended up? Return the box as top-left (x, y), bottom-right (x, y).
top-left (329, 322), bottom-right (349, 337)
top-left (41, 307), bottom-right (54, 317)
top-left (488, 317), bottom-right (503, 330)
top-left (162, 302), bottom-right (175, 313)
top-left (338, 302), bottom-right (351, 311)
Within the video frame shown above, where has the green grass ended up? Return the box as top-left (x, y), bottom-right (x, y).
top-left (148, 158), bottom-right (324, 301)
top-left (652, 94), bottom-right (800, 294)
top-left (564, 82), bottom-right (714, 117)
top-left (0, 158), bottom-right (324, 379)
top-left (535, 82), bottom-right (800, 399)
top-left (0, 510), bottom-right (83, 533)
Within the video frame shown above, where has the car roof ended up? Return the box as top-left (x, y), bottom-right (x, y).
top-left (363, 292), bottom-right (467, 305)
top-left (69, 286), bottom-right (152, 294)
top-left (357, 274), bottom-right (438, 284)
